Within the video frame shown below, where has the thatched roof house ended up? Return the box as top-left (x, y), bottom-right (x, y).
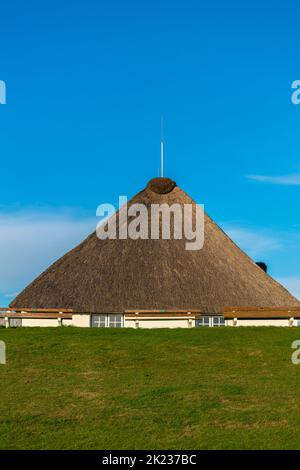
top-left (10, 177), bottom-right (299, 317)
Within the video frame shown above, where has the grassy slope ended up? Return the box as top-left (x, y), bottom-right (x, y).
top-left (1, 327), bottom-right (300, 450)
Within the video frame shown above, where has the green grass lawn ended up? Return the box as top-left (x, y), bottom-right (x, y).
top-left (1, 327), bottom-right (300, 450)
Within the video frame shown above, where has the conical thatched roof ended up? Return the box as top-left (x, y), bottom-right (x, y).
top-left (10, 178), bottom-right (299, 313)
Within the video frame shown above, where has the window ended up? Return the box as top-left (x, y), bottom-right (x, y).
top-left (213, 316), bottom-right (225, 327)
top-left (196, 316), bottom-right (210, 327)
top-left (108, 314), bottom-right (123, 328)
top-left (91, 314), bottom-right (123, 328)
top-left (9, 318), bottom-right (22, 328)
top-left (91, 314), bottom-right (106, 328)
top-left (196, 316), bottom-right (226, 327)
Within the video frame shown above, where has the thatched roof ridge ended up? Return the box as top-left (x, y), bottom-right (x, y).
top-left (147, 177), bottom-right (176, 194)
top-left (10, 178), bottom-right (300, 313)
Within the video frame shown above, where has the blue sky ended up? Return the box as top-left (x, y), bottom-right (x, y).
top-left (1, 0), bottom-right (300, 305)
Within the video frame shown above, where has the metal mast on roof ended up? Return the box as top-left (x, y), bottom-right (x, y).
top-left (161, 117), bottom-right (164, 177)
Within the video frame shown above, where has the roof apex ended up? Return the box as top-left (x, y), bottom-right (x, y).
top-left (147, 177), bottom-right (176, 194)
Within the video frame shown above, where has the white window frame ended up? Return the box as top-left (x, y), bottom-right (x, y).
top-left (213, 316), bottom-right (226, 327)
top-left (197, 316), bottom-right (211, 327)
top-left (91, 314), bottom-right (106, 328)
top-left (9, 318), bottom-right (22, 328)
top-left (197, 316), bottom-right (226, 327)
top-left (91, 314), bottom-right (123, 328)
top-left (108, 314), bottom-right (123, 328)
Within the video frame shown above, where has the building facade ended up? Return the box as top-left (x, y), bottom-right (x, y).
top-left (1, 307), bottom-right (300, 328)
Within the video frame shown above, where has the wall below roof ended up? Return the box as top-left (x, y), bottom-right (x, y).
top-left (72, 314), bottom-right (90, 327)
top-left (3, 317), bottom-right (73, 327)
top-left (227, 318), bottom-right (291, 327)
top-left (1, 312), bottom-right (299, 327)
top-left (22, 318), bottom-right (59, 327)
top-left (124, 317), bottom-right (194, 329)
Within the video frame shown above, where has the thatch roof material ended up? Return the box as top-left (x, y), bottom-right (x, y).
top-left (10, 178), bottom-right (300, 313)
top-left (147, 177), bottom-right (176, 194)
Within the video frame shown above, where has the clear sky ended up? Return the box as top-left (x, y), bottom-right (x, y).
top-left (1, 0), bottom-right (300, 306)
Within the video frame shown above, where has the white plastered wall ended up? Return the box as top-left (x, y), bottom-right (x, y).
top-left (227, 318), bottom-right (290, 327)
top-left (21, 318), bottom-right (59, 327)
top-left (124, 317), bottom-right (194, 328)
top-left (72, 314), bottom-right (91, 327)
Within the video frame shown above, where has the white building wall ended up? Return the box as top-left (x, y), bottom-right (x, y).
top-left (4, 314), bottom-right (298, 328)
top-left (227, 318), bottom-right (290, 327)
top-left (22, 318), bottom-right (59, 327)
top-left (124, 318), bottom-right (194, 328)
top-left (72, 314), bottom-right (91, 327)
